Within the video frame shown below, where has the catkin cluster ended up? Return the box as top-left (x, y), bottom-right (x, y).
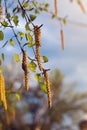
top-left (34, 25), bottom-right (43, 71)
top-left (22, 50), bottom-right (29, 91)
top-left (0, 5), bottom-right (3, 22)
top-left (0, 74), bottom-right (7, 110)
top-left (44, 70), bottom-right (52, 109)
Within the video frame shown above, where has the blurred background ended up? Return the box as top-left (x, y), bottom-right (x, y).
top-left (0, 0), bottom-right (87, 130)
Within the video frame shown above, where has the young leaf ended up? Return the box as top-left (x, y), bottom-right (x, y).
top-left (6, 13), bottom-right (10, 19)
top-left (62, 19), bottom-right (67, 25)
top-left (18, 32), bottom-right (25, 39)
top-left (30, 14), bottom-right (36, 21)
top-left (0, 30), bottom-right (4, 41)
top-left (1, 21), bottom-right (8, 27)
top-left (26, 33), bottom-right (33, 42)
top-left (13, 15), bottom-right (19, 26)
top-left (1, 53), bottom-right (4, 61)
top-left (0, 67), bottom-right (2, 73)
top-left (43, 56), bottom-right (48, 63)
top-left (14, 53), bottom-right (20, 62)
top-left (25, 23), bottom-right (30, 31)
top-left (0, 59), bottom-right (2, 65)
top-left (16, 93), bottom-right (21, 101)
top-left (28, 61), bottom-right (37, 72)
top-left (35, 74), bottom-right (42, 82)
top-left (28, 42), bottom-right (35, 47)
top-left (13, 7), bottom-right (18, 13)
top-left (40, 81), bottom-right (47, 93)
top-left (23, 2), bottom-right (29, 8)
top-left (32, 1), bottom-right (37, 8)
top-left (10, 39), bottom-right (15, 46)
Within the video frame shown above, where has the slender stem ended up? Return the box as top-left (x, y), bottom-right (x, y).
top-left (4, 0), bottom-right (23, 51)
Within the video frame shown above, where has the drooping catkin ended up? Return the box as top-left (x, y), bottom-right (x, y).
top-left (0, 5), bottom-right (4, 22)
top-left (34, 25), bottom-right (41, 46)
top-left (78, 0), bottom-right (86, 13)
top-left (60, 29), bottom-right (64, 50)
top-left (25, 72), bottom-right (29, 91)
top-left (44, 70), bottom-right (52, 109)
top-left (54, 0), bottom-right (58, 16)
top-left (22, 50), bottom-right (29, 91)
top-left (36, 47), bottom-right (42, 71)
top-left (0, 74), bottom-right (7, 110)
top-left (34, 25), bottom-right (43, 71)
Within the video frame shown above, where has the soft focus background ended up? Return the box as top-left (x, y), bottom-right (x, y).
top-left (0, 0), bottom-right (87, 130)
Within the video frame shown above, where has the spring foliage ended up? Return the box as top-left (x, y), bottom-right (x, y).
top-left (0, 0), bottom-right (86, 110)
top-left (0, 0), bottom-right (52, 110)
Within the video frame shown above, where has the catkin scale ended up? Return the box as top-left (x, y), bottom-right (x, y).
top-left (0, 5), bottom-right (3, 22)
top-left (36, 47), bottom-right (42, 71)
top-left (22, 50), bottom-right (29, 91)
top-left (54, 0), bottom-right (58, 16)
top-left (44, 70), bottom-right (52, 109)
top-left (0, 74), bottom-right (7, 110)
top-left (34, 25), bottom-right (41, 46)
top-left (22, 50), bottom-right (28, 73)
top-left (34, 25), bottom-right (43, 71)
top-left (25, 72), bottom-right (28, 91)
top-left (60, 29), bottom-right (64, 50)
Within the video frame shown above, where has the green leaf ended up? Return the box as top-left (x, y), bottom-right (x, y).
top-left (22, 11), bottom-right (25, 18)
top-left (35, 74), bottom-right (42, 82)
top-left (25, 23), bottom-right (30, 31)
top-left (32, 1), bottom-right (37, 8)
top-left (44, 3), bottom-right (49, 8)
top-left (10, 39), bottom-right (15, 46)
top-left (35, 9), bottom-right (40, 14)
top-left (0, 30), bottom-right (4, 41)
top-left (18, 32), bottom-right (25, 39)
top-left (6, 13), bottom-right (10, 19)
top-left (43, 56), bottom-right (48, 63)
top-left (1, 53), bottom-right (4, 61)
top-left (1, 21), bottom-right (8, 27)
top-left (26, 33), bottom-right (33, 42)
top-left (28, 41), bottom-right (35, 47)
top-left (40, 81), bottom-right (47, 93)
top-left (13, 15), bottom-right (19, 26)
top-left (13, 7), bottom-right (18, 13)
top-left (44, 3), bottom-right (48, 12)
top-left (51, 14), bottom-right (56, 19)
top-left (16, 93), bottom-right (21, 101)
top-left (23, 2), bottom-right (29, 8)
top-left (14, 53), bottom-right (20, 62)
top-left (62, 19), bottom-right (67, 25)
top-left (0, 59), bottom-right (2, 65)
top-left (28, 61), bottom-right (37, 72)
top-left (0, 67), bottom-right (2, 73)
top-left (30, 14), bottom-right (36, 21)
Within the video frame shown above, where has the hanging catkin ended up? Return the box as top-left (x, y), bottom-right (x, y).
top-left (34, 25), bottom-right (43, 71)
top-left (22, 50), bottom-right (29, 91)
top-left (34, 25), bottom-right (41, 47)
top-left (36, 47), bottom-right (42, 71)
top-left (78, 0), bottom-right (86, 13)
top-left (54, 0), bottom-right (58, 16)
top-left (0, 5), bottom-right (3, 22)
top-left (44, 70), bottom-right (52, 109)
top-left (0, 74), bottom-right (7, 110)
top-left (60, 29), bottom-right (64, 50)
